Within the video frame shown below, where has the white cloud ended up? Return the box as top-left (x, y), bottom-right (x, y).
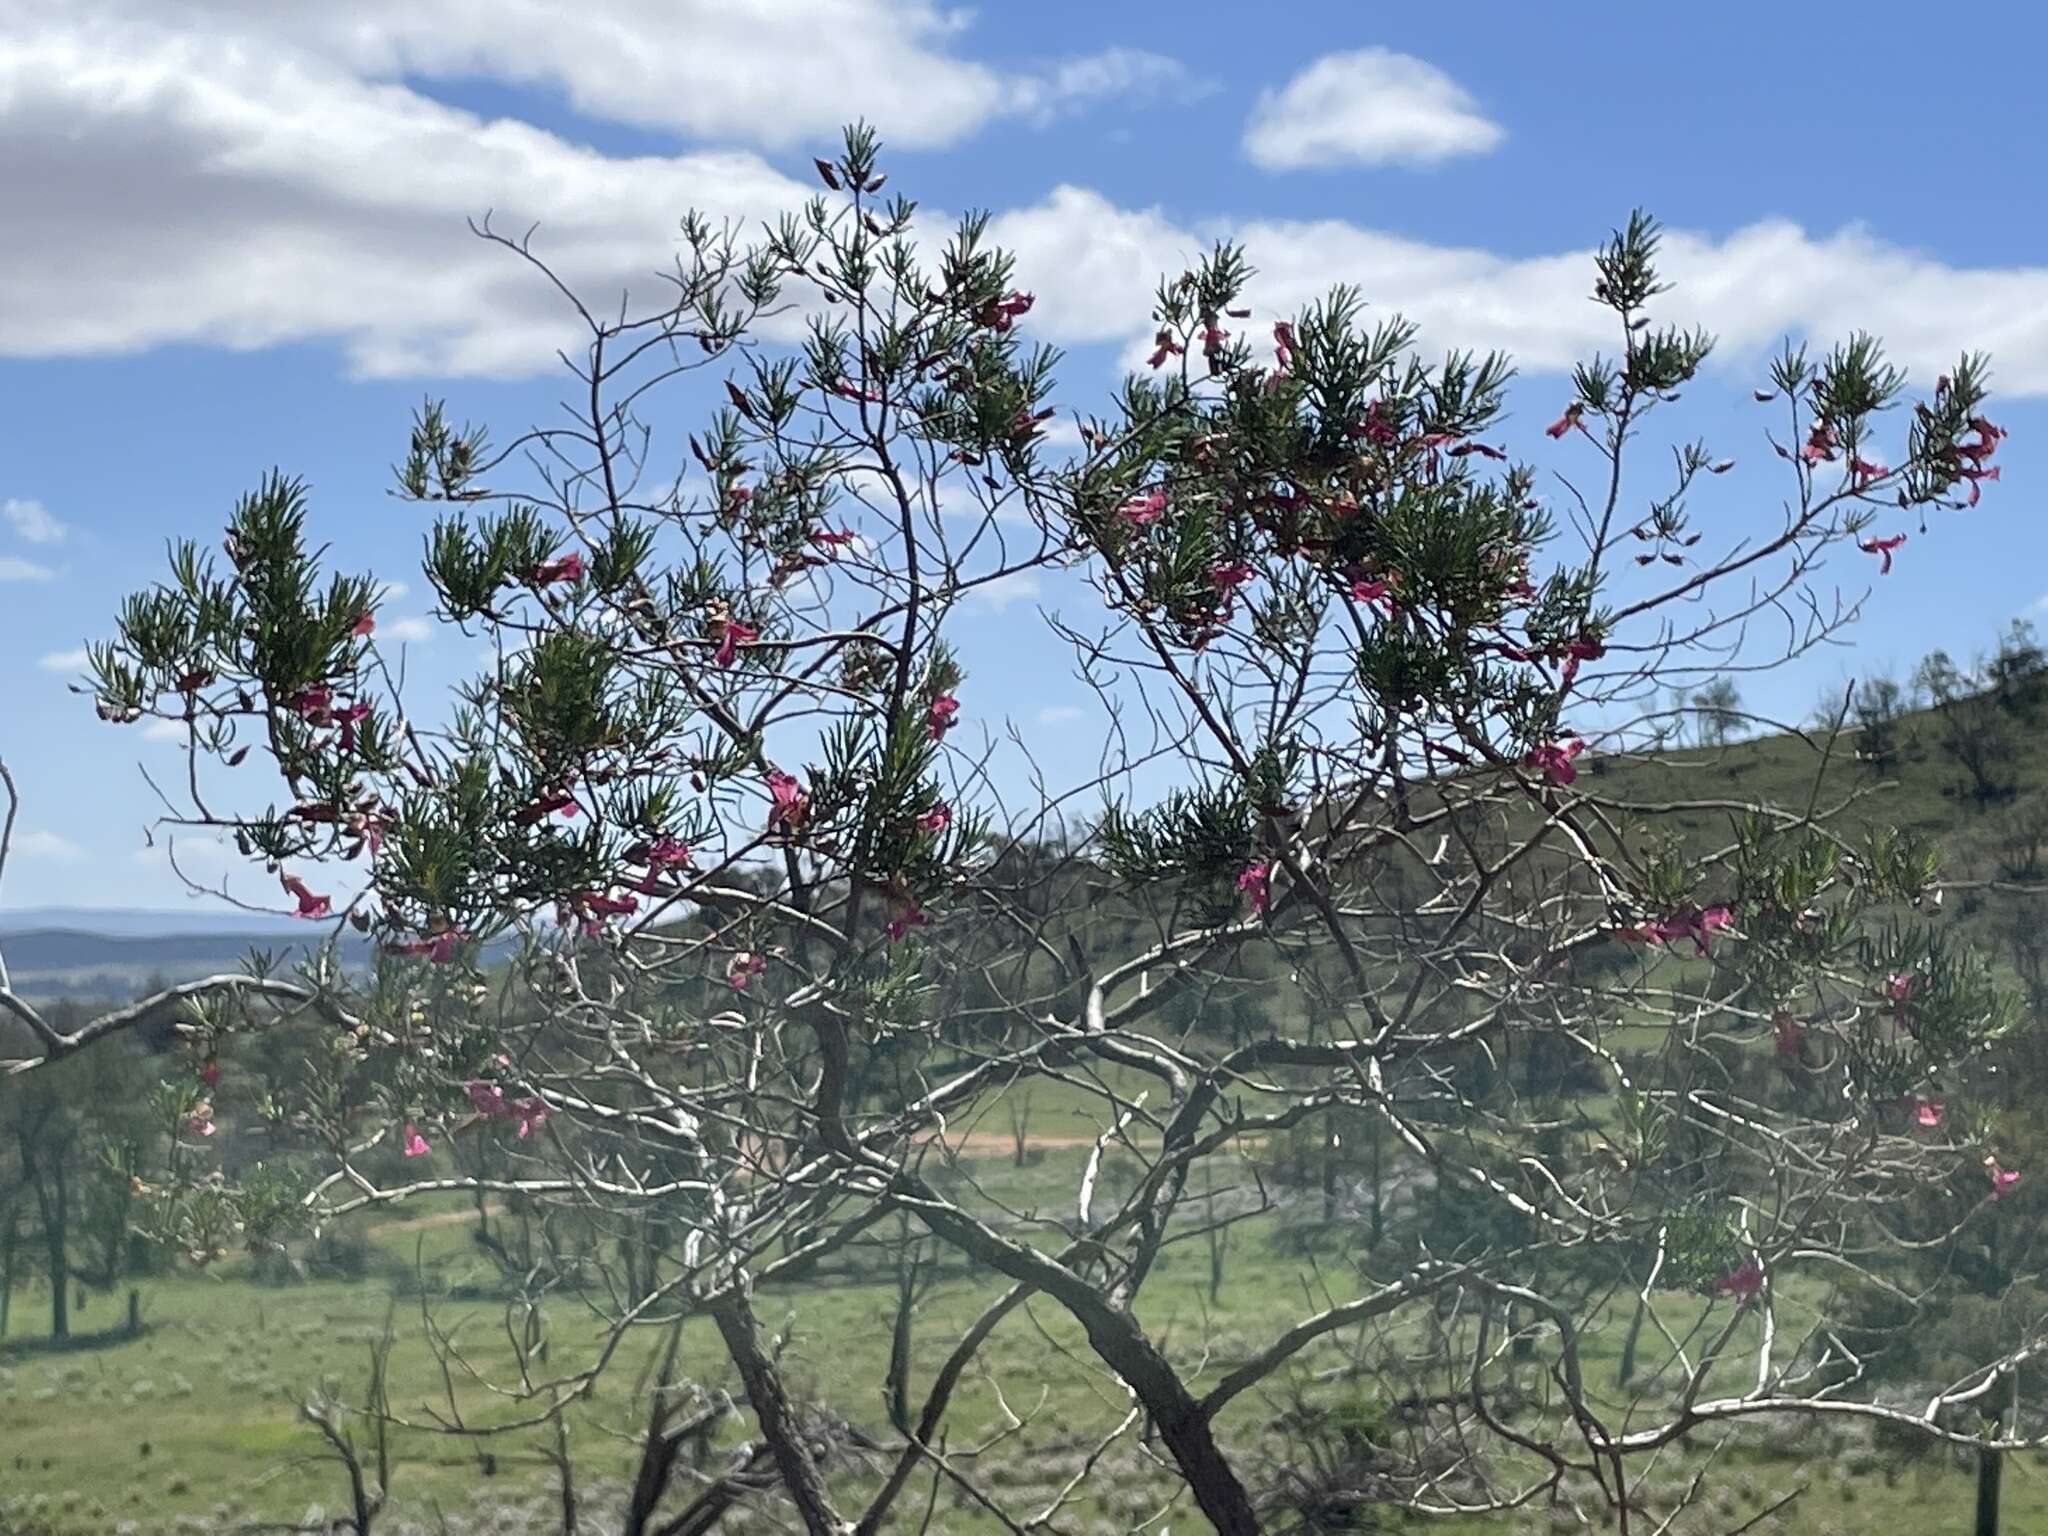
top-left (0, 556), bottom-right (54, 581)
top-left (3, 6), bottom-right (2045, 398)
top-left (1036, 705), bottom-right (1084, 725)
top-left (1244, 49), bottom-right (1503, 171)
top-left (2, 496), bottom-right (64, 543)
top-left (129, 835), bottom-right (239, 870)
top-left (0, 5), bottom-right (1185, 381)
top-left (378, 580), bottom-right (410, 602)
top-left (18, 2), bottom-right (1180, 153)
top-left (140, 718), bottom-right (191, 742)
top-left (990, 188), bottom-right (2048, 395)
top-left (380, 615), bottom-right (434, 643)
top-left (1011, 47), bottom-right (1196, 125)
top-left (8, 828), bottom-right (83, 861)
top-left (37, 646), bottom-right (88, 672)
top-left (964, 570), bottom-right (1043, 615)
top-left (1035, 416), bottom-right (1086, 453)
top-left (0, 12), bottom-right (815, 379)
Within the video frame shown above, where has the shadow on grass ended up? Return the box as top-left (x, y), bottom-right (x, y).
top-left (0, 1320), bottom-right (149, 1360)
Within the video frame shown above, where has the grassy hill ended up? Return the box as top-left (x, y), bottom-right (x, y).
top-left (3, 693), bottom-right (2045, 1534)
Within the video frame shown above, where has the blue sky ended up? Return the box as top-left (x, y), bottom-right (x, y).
top-left (2, 0), bottom-right (2044, 912)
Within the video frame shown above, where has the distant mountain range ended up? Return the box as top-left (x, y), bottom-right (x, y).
top-left (0, 905), bottom-right (316, 939)
top-left (0, 910), bottom-right (373, 1005)
top-left (0, 908), bottom-right (531, 1007)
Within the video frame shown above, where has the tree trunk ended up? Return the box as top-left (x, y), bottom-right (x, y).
top-left (1084, 1309), bottom-right (1261, 1536)
top-left (32, 1153), bottom-right (70, 1341)
top-left (0, 1203), bottom-right (16, 1342)
top-left (1976, 1443), bottom-right (2001, 1536)
top-left (1321, 1126), bottom-right (1339, 1223)
top-left (908, 1192), bottom-right (1264, 1534)
top-left (713, 1292), bottom-right (850, 1536)
top-left (1617, 1291), bottom-right (1647, 1387)
top-left (1368, 1118), bottom-right (1385, 1247)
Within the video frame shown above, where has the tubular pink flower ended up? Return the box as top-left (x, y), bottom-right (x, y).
top-left (713, 617), bottom-right (757, 668)
top-left (1117, 487), bottom-right (1166, 525)
top-left (1987, 1155), bottom-right (2021, 1199)
top-left (466, 1081), bottom-right (505, 1117)
top-left (280, 873), bottom-right (331, 920)
top-left (1709, 1258), bottom-right (1763, 1300)
top-left (766, 770), bottom-right (808, 833)
top-left (1235, 858), bottom-right (1271, 913)
top-left (534, 550), bottom-right (585, 585)
top-left (1526, 738), bottom-right (1585, 787)
top-left (1859, 533), bottom-right (1906, 574)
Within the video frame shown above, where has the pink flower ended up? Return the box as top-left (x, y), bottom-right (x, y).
top-left (280, 873), bottom-right (331, 920)
top-left (1526, 738), bottom-right (1585, 786)
top-left (1146, 329), bottom-right (1183, 369)
top-left (809, 526), bottom-right (858, 550)
top-left (351, 611), bottom-right (375, 637)
top-left (388, 925), bottom-right (466, 964)
top-left (292, 685), bottom-right (334, 723)
top-left (513, 789), bottom-right (580, 825)
top-left (1986, 1155), bottom-right (2021, 1199)
top-left (1210, 560), bottom-right (1255, 597)
top-left (927, 693), bottom-right (959, 742)
top-left (199, 1056), bottom-right (220, 1090)
top-left (647, 835), bottom-right (691, 868)
top-left (185, 1103), bottom-right (216, 1138)
top-left (402, 1122), bottom-right (430, 1158)
top-left (1343, 566), bottom-right (1392, 608)
top-left (1799, 421), bottom-right (1838, 464)
top-left (1910, 1096), bottom-right (1944, 1129)
top-left (1353, 400), bottom-right (1398, 446)
top-left (1558, 635), bottom-right (1605, 687)
top-left (713, 617), bottom-right (757, 668)
top-left (1272, 321), bottom-right (1296, 373)
top-left (1545, 403), bottom-right (1584, 440)
top-left (1773, 1012), bottom-right (1807, 1058)
top-left (466, 1080), bottom-right (506, 1117)
top-left (1235, 858), bottom-right (1271, 913)
top-left (1117, 487), bottom-right (1166, 526)
top-left (334, 700), bottom-right (371, 753)
top-left (1961, 463), bottom-right (2001, 506)
top-left (1849, 456), bottom-right (1889, 488)
top-left (534, 550), bottom-right (585, 585)
top-left (980, 291), bottom-right (1034, 331)
top-left (1709, 1257), bottom-right (1763, 1301)
top-left (915, 801), bottom-right (951, 833)
top-left (1617, 904), bottom-right (1732, 956)
top-left (886, 899), bottom-right (929, 941)
top-left (568, 889), bottom-right (638, 934)
top-left (1859, 533), bottom-right (1906, 574)
top-left (645, 835), bottom-right (692, 871)
top-left (766, 770), bottom-right (809, 833)
top-left (637, 836), bottom-right (693, 894)
top-left (509, 1097), bottom-right (550, 1139)
top-left (727, 950), bottom-right (767, 990)
top-left (1956, 424), bottom-right (2005, 464)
